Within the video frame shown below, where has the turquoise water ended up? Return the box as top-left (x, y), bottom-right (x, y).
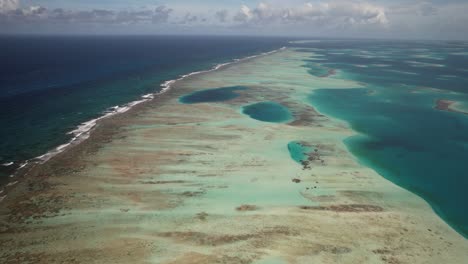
top-left (242, 102), bottom-right (293, 123)
top-left (297, 40), bottom-right (468, 237)
top-left (287, 141), bottom-right (314, 163)
top-left (179, 86), bottom-right (247, 104)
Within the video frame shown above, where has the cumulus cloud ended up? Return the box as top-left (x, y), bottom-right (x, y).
top-left (215, 10), bottom-right (228, 23)
top-left (0, 2), bottom-right (173, 25)
top-left (389, 1), bottom-right (438, 17)
top-left (0, 0), bottom-right (19, 12)
top-left (152, 6), bottom-right (173, 23)
top-left (232, 1), bottom-right (388, 28)
top-left (180, 12), bottom-right (198, 24)
top-left (233, 5), bottom-right (253, 22)
top-left (0, 1), bottom-right (390, 30)
top-left (1, 0), bottom-right (467, 39)
top-left (419, 3), bottom-right (437, 16)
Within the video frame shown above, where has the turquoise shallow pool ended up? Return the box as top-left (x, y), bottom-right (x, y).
top-left (287, 141), bottom-right (314, 164)
top-left (242, 101), bottom-right (293, 123)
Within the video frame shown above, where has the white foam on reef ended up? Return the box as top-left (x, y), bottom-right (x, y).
top-left (450, 52), bottom-right (468, 56)
top-left (385, 69), bottom-right (418, 75)
top-left (158, 47), bottom-right (285, 93)
top-left (288, 40), bottom-right (321, 44)
top-left (17, 47), bottom-right (287, 168)
top-left (18, 162), bottom-right (28, 169)
top-left (406, 61), bottom-right (445, 68)
top-left (1, 162), bottom-right (13, 167)
top-left (34, 96), bottom-right (153, 164)
top-left (353, 64), bottom-right (369, 68)
top-left (410, 54), bottom-right (444, 60)
top-left (352, 54), bottom-right (380, 59)
top-left (6, 181), bottom-right (17, 187)
top-left (372, 64), bottom-right (391, 67)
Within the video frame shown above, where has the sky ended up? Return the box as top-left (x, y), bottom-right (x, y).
top-left (1, 0), bottom-right (468, 40)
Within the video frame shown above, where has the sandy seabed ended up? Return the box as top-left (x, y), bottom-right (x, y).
top-left (0, 49), bottom-right (467, 264)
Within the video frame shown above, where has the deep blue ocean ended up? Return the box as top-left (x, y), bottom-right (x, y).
top-left (0, 35), bottom-right (286, 179)
top-left (293, 40), bottom-right (468, 237)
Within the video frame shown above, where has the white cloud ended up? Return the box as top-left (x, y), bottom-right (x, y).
top-left (180, 12), bottom-right (198, 24)
top-left (231, 1), bottom-right (388, 28)
top-left (0, 0), bottom-right (467, 39)
top-left (0, 4), bottom-right (173, 25)
top-left (0, 0), bottom-right (19, 13)
top-left (234, 5), bottom-right (253, 22)
top-left (254, 2), bottom-right (275, 20)
top-left (389, 1), bottom-right (438, 17)
top-left (386, 1), bottom-right (468, 40)
top-left (215, 10), bottom-right (228, 23)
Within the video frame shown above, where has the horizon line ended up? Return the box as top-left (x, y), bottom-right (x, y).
top-left (0, 33), bottom-right (467, 42)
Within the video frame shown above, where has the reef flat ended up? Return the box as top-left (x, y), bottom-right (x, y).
top-left (0, 49), bottom-right (467, 263)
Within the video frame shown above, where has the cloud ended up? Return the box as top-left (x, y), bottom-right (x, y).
top-left (384, 1), bottom-right (468, 40)
top-left (0, 3), bottom-right (173, 25)
top-left (389, 1), bottom-right (438, 16)
top-left (180, 12), bottom-right (198, 24)
top-left (252, 2), bottom-right (276, 21)
top-left (419, 3), bottom-right (438, 16)
top-left (234, 5), bottom-right (253, 22)
top-left (215, 10), bottom-right (228, 23)
top-left (1, 0), bottom-right (467, 39)
top-left (0, 0), bottom-right (19, 13)
top-left (152, 6), bottom-right (173, 23)
top-left (232, 1), bottom-right (388, 27)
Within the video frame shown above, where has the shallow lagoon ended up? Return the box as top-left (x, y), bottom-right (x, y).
top-left (302, 40), bottom-right (468, 236)
top-left (287, 141), bottom-right (314, 164)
